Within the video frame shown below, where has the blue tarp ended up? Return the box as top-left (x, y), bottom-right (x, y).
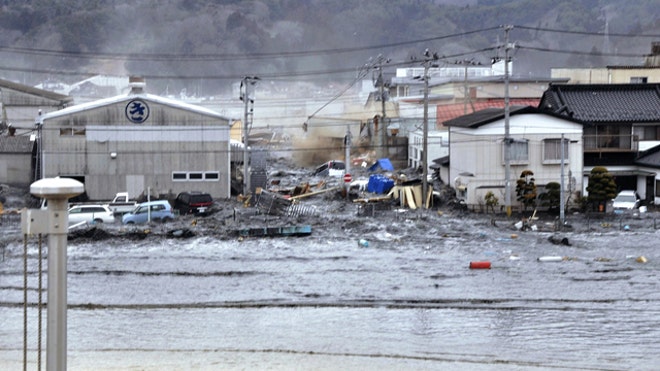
top-left (368, 158), bottom-right (394, 172)
top-left (367, 174), bottom-right (394, 194)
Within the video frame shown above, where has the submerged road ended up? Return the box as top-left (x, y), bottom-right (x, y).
top-left (1, 213), bottom-right (659, 370)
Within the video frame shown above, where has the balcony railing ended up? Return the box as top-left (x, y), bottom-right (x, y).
top-left (583, 134), bottom-right (638, 152)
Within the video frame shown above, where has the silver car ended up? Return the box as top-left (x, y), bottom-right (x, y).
top-left (68, 204), bottom-right (116, 225)
top-left (612, 190), bottom-right (640, 212)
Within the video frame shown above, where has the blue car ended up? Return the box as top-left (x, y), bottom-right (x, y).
top-left (122, 200), bottom-right (176, 224)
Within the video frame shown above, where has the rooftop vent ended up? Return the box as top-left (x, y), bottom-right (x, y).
top-left (128, 76), bottom-right (146, 95)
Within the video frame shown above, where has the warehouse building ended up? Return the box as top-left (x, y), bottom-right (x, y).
top-left (36, 77), bottom-right (232, 201)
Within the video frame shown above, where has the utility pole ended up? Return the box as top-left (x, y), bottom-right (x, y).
top-left (464, 63), bottom-right (469, 114)
top-left (560, 133), bottom-right (566, 226)
top-left (373, 55), bottom-right (389, 159)
top-left (240, 76), bottom-right (258, 198)
top-left (456, 59), bottom-right (479, 114)
top-left (420, 49), bottom-right (438, 209)
top-left (345, 125), bottom-right (352, 199)
top-left (503, 25), bottom-right (513, 217)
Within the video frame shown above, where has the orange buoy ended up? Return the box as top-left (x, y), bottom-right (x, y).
top-left (469, 261), bottom-right (491, 269)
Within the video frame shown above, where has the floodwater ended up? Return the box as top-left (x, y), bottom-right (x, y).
top-left (1, 213), bottom-right (660, 370)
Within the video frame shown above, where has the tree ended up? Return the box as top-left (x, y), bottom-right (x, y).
top-left (515, 170), bottom-right (537, 212)
top-left (539, 181), bottom-right (561, 214)
top-left (484, 191), bottom-right (499, 214)
top-left (585, 166), bottom-right (617, 212)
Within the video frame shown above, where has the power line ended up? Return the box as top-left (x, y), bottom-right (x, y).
top-left (513, 25), bottom-right (660, 38)
top-left (0, 27), bottom-right (501, 62)
top-left (0, 46), bottom-right (500, 81)
top-left (517, 45), bottom-right (651, 58)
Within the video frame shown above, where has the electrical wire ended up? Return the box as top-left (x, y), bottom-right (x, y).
top-left (513, 25), bottom-right (660, 38)
top-left (0, 27), bottom-right (502, 62)
top-left (517, 45), bottom-right (651, 58)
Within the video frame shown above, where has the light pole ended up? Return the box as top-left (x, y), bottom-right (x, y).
top-left (29, 177), bottom-right (84, 371)
top-left (240, 76), bottom-right (259, 198)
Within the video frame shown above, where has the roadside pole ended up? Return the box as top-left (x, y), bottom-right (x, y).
top-left (345, 126), bottom-right (352, 199)
top-left (28, 177), bottom-right (84, 371)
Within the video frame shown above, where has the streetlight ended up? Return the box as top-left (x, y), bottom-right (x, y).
top-left (240, 76), bottom-right (259, 198)
top-left (29, 177), bottom-right (84, 371)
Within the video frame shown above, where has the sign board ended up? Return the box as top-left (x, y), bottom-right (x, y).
top-left (343, 173), bottom-right (352, 183)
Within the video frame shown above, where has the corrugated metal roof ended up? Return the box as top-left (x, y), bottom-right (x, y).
top-left (0, 77), bottom-right (72, 104)
top-left (539, 83), bottom-right (660, 123)
top-left (0, 135), bottom-right (34, 153)
top-left (37, 92), bottom-right (230, 123)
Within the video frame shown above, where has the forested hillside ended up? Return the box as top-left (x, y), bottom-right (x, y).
top-left (0, 0), bottom-right (657, 95)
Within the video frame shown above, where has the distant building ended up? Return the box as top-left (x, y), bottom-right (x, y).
top-left (551, 42), bottom-right (660, 84)
top-left (551, 66), bottom-right (660, 84)
top-left (0, 77), bottom-right (72, 133)
top-left (0, 78), bottom-right (72, 185)
top-left (36, 77), bottom-right (232, 201)
top-left (0, 135), bottom-right (34, 186)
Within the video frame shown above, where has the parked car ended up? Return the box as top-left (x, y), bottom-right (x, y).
top-left (612, 190), bottom-right (640, 211)
top-left (122, 200), bottom-right (176, 224)
top-left (68, 204), bottom-right (115, 225)
top-left (312, 160), bottom-right (345, 177)
top-left (173, 192), bottom-right (214, 215)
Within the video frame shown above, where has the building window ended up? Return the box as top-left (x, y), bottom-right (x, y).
top-left (172, 171), bottom-right (219, 182)
top-left (59, 127), bottom-right (86, 136)
top-left (172, 172), bottom-right (187, 181)
top-left (503, 139), bottom-right (528, 165)
top-left (204, 172), bottom-right (219, 181)
top-left (189, 172), bottom-right (203, 181)
top-left (543, 138), bottom-right (569, 164)
top-left (630, 77), bottom-right (648, 84)
top-left (634, 126), bottom-right (660, 141)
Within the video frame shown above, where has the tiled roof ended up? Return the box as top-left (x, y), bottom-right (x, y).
top-left (538, 83), bottom-right (660, 123)
top-left (0, 135), bottom-right (34, 153)
top-left (443, 105), bottom-right (539, 128)
top-left (437, 98), bottom-right (540, 124)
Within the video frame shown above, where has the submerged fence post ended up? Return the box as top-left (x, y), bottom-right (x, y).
top-left (29, 177), bottom-right (84, 371)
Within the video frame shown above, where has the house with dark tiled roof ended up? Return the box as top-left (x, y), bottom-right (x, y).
top-left (538, 83), bottom-right (660, 204)
top-left (444, 106), bottom-right (583, 210)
